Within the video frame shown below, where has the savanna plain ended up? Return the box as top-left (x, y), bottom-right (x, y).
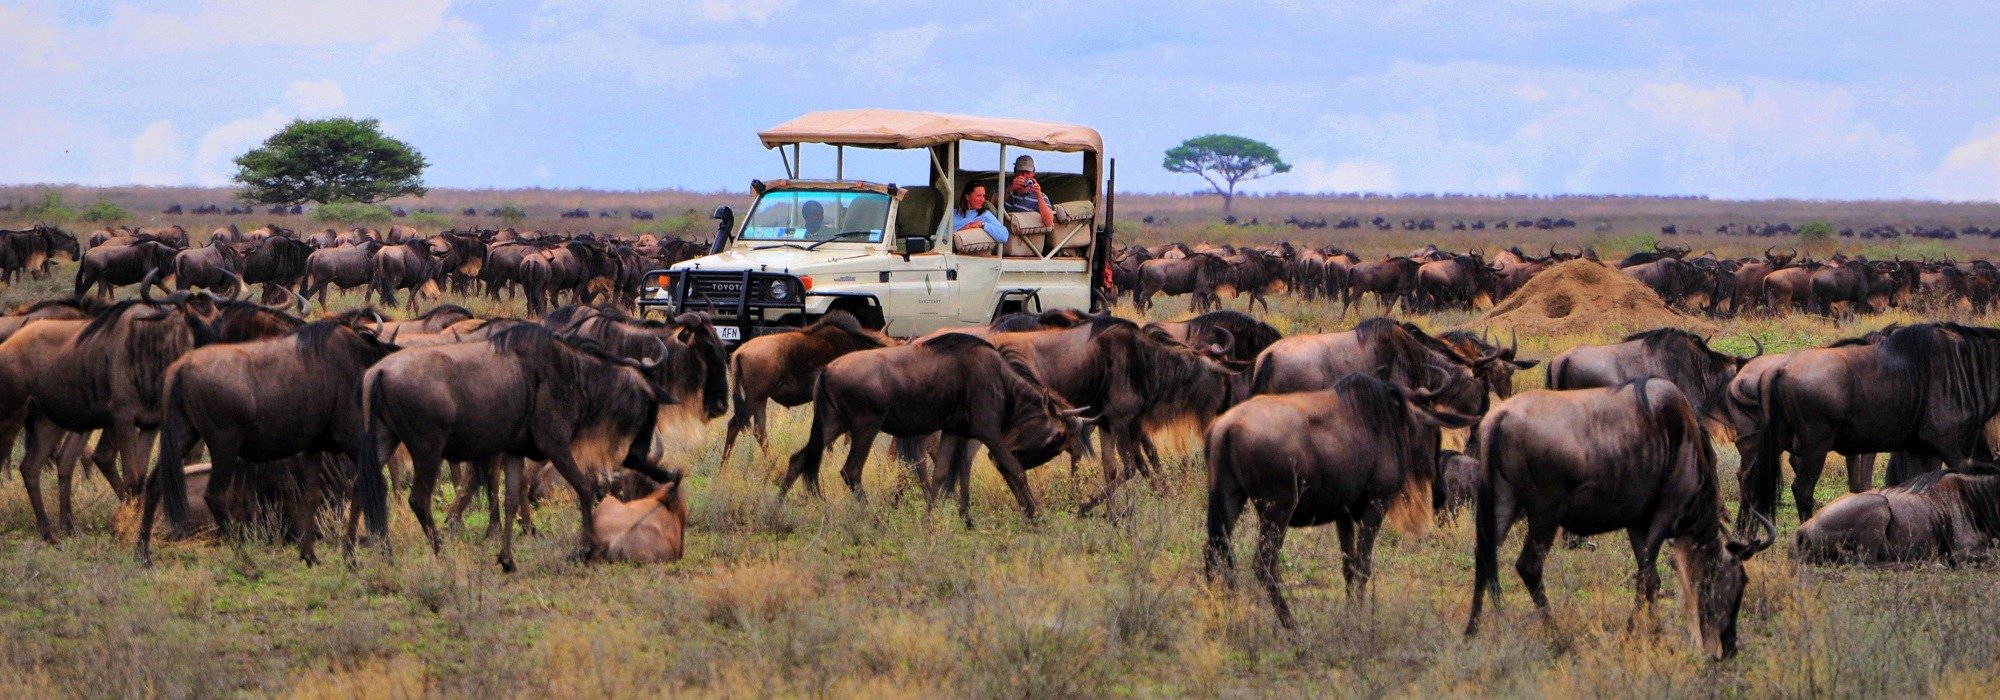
top-left (2, 187), bottom-right (1999, 697)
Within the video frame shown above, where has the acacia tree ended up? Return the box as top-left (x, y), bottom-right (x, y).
top-left (1163, 134), bottom-right (1291, 212)
top-left (233, 117), bottom-right (428, 205)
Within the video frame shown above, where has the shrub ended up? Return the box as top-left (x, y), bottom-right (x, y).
top-left (314, 202), bottom-right (394, 225)
top-left (79, 200), bottom-right (129, 224)
top-left (19, 191), bottom-right (75, 224)
top-left (407, 210), bottom-right (453, 229)
top-left (494, 205), bottom-right (527, 225)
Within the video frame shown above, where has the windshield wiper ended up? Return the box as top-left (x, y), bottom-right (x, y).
top-left (752, 243), bottom-right (809, 251)
top-left (805, 231), bottom-right (877, 251)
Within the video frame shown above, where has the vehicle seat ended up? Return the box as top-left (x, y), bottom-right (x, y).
top-left (894, 186), bottom-right (943, 242)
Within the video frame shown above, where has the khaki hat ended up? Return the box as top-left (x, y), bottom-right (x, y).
top-left (1013, 155), bottom-right (1036, 172)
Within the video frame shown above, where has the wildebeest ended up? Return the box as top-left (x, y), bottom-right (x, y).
top-left (589, 476), bottom-right (687, 563)
top-left (75, 240), bottom-right (180, 298)
top-left (1340, 257), bottom-right (1420, 316)
top-left (1437, 329), bottom-right (1539, 399)
top-left (1466, 379), bottom-right (1776, 659)
top-left (1221, 248), bottom-right (1288, 313)
top-left (1141, 309), bottom-right (1282, 367)
top-left (1253, 317), bottom-right (1498, 419)
top-left (778, 333), bottom-right (1088, 520)
top-left (1807, 258), bottom-right (1917, 318)
top-left (1793, 464), bottom-right (2000, 565)
top-left (1412, 254), bottom-right (1500, 312)
top-left (1, 225), bottom-right (81, 281)
top-left (1204, 373), bottom-right (1479, 627)
top-left (1546, 328), bottom-right (1761, 428)
top-left (238, 235), bottom-right (314, 304)
top-left (138, 320), bottom-right (402, 565)
top-left (1134, 252), bottom-right (1231, 313)
top-left (302, 241), bottom-right (382, 307)
top-left (173, 239), bottom-right (246, 296)
top-left (722, 311), bottom-right (892, 461)
top-left (1746, 323), bottom-right (2000, 522)
top-left (372, 240), bottom-right (445, 311)
top-left (359, 323), bottom-right (688, 571)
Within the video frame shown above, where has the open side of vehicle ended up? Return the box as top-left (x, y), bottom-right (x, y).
top-left (639, 108), bottom-right (1115, 345)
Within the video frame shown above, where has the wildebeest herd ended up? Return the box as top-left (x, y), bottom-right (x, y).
top-left (1112, 240), bottom-right (2000, 319)
top-left (4, 223), bottom-right (1999, 663)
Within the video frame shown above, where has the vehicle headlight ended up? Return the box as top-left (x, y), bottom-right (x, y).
top-left (769, 279), bottom-right (790, 300)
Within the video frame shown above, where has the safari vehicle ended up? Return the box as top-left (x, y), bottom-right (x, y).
top-left (638, 109), bottom-right (1114, 345)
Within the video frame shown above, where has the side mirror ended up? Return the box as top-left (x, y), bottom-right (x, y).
top-left (900, 235), bottom-right (932, 261)
top-left (708, 206), bottom-right (734, 256)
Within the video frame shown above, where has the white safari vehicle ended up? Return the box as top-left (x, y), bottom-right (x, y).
top-left (638, 109), bottom-right (1114, 345)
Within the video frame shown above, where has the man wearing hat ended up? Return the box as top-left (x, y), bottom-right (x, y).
top-left (1004, 155), bottom-right (1056, 228)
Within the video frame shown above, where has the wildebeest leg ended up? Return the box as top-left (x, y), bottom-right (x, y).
top-left (496, 455), bottom-right (525, 573)
top-left (1202, 463), bottom-right (1248, 585)
top-left (1516, 515), bottom-right (1560, 622)
top-left (1077, 431), bottom-right (1129, 517)
top-left (1624, 527), bottom-right (1664, 631)
top-left (1252, 502), bottom-right (1295, 629)
top-left (18, 417), bottom-right (67, 544)
top-left (203, 436), bottom-right (245, 543)
top-left (1845, 453), bottom-right (1878, 492)
top-left (1789, 447), bottom-right (1830, 523)
top-left (542, 452), bottom-right (601, 560)
top-left (1349, 511), bottom-right (1385, 603)
top-left (1467, 477), bottom-right (1521, 636)
top-left (291, 455), bottom-right (328, 566)
top-left (1886, 452), bottom-right (1941, 487)
top-left (976, 431), bottom-right (1041, 521)
top-left (839, 427), bottom-right (882, 504)
top-left (404, 446), bottom-right (448, 555)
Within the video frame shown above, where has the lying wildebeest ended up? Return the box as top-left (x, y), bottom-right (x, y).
top-left (1134, 252), bottom-right (1231, 313)
top-left (1253, 317), bottom-right (1497, 418)
top-left (1547, 327), bottom-right (1760, 428)
top-left (778, 333), bottom-right (1088, 519)
top-left (360, 323), bottom-right (688, 571)
top-left (1204, 373), bottom-right (1478, 627)
top-left (302, 241), bottom-right (382, 307)
top-left (722, 312), bottom-right (893, 461)
top-left (74, 239), bottom-right (180, 298)
top-left (1747, 323), bottom-right (2000, 523)
top-left (590, 476), bottom-right (687, 563)
top-left (1793, 464), bottom-right (2000, 566)
top-left (138, 320), bottom-right (403, 565)
top-left (1466, 379), bottom-right (1776, 660)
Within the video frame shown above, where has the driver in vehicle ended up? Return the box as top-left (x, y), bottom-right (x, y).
top-left (791, 200), bottom-right (828, 239)
top-left (952, 183), bottom-right (1009, 242)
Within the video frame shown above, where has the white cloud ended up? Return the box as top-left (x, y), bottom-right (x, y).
top-left (701, 0), bottom-right (795, 22)
top-left (193, 109), bottom-right (291, 186)
top-left (1933, 123), bottom-right (2000, 201)
top-left (130, 121), bottom-right (184, 185)
top-left (104, 0), bottom-right (454, 56)
top-left (0, 5), bottom-right (75, 72)
top-left (832, 23), bottom-right (941, 78)
top-left (1291, 159), bottom-right (1398, 192)
top-left (284, 80), bottom-right (350, 115)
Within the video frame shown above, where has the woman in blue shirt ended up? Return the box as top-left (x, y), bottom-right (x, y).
top-left (951, 183), bottom-right (1009, 242)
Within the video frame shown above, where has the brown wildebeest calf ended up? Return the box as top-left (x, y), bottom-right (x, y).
top-left (591, 476), bottom-right (687, 563)
top-left (722, 311), bottom-right (893, 461)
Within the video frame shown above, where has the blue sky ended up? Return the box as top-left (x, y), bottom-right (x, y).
top-left (5, 0), bottom-right (1999, 200)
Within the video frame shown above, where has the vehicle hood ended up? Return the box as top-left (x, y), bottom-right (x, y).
top-left (668, 245), bottom-right (879, 273)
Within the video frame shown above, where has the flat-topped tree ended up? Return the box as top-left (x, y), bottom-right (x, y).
top-left (1164, 134), bottom-right (1291, 213)
top-left (233, 117), bottom-right (428, 205)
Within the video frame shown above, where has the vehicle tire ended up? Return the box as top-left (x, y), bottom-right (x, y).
top-left (829, 299), bottom-right (885, 330)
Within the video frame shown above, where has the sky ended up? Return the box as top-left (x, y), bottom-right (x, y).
top-left (4, 0), bottom-right (2000, 201)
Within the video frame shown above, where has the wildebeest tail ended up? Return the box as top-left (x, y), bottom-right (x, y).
top-left (1747, 366), bottom-right (1791, 525)
top-left (1473, 412), bottom-right (1507, 605)
top-left (1249, 349), bottom-right (1278, 395)
top-left (1202, 421), bottom-right (1241, 578)
top-left (786, 374), bottom-right (832, 497)
top-left (354, 368), bottom-right (392, 537)
top-left (153, 368), bottom-right (193, 528)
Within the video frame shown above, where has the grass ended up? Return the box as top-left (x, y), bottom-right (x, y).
top-left (2, 214), bottom-right (2000, 695)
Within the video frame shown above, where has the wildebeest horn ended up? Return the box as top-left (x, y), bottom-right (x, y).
top-left (1742, 336), bottom-right (1764, 362)
top-left (368, 310), bottom-right (387, 337)
top-left (1508, 328), bottom-right (1519, 358)
top-left (140, 268), bottom-right (163, 303)
top-left (634, 336), bottom-right (668, 369)
top-left (1059, 406), bottom-right (1095, 418)
top-left (1735, 510), bottom-right (1777, 556)
top-left (223, 271), bottom-right (246, 301)
top-left (1207, 327), bottom-right (1235, 357)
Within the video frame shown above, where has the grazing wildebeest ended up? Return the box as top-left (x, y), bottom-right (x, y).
top-left (1807, 259), bottom-right (1917, 318)
top-left (1621, 257), bottom-right (1705, 309)
top-left (1615, 242), bottom-right (1690, 268)
top-left (173, 239), bottom-right (246, 295)
top-left (778, 333), bottom-right (1088, 520)
top-left (139, 320), bottom-right (403, 565)
top-left (0, 225), bottom-right (80, 281)
top-left (1466, 379), bottom-right (1776, 660)
top-left (1204, 373), bottom-right (1479, 627)
top-left (301, 241), bottom-right (382, 307)
top-left (1252, 317), bottom-right (1498, 419)
top-left (1746, 323), bottom-right (2000, 523)
top-left (360, 323), bottom-right (689, 571)
top-left (74, 240), bottom-right (180, 298)
top-left (1222, 248), bottom-right (1288, 313)
top-left (590, 476), bottom-right (688, 563)
top-left (372, 239), bottom-right (445, 311)
top-left (1437, 329), bottom-right (1540, 399)
top-left (1134, 252), bottom-right (1232, 313)
top-left (1413, 254), bottom-right (1500, 312)
top-left (1793, 464), bottom-right (2000, 565)
top-left (1760, 261), bottom-right (1822, 312)
top-left (1546, 328), bottom-right (1761, 427)
top-left (722, 311), bottom-right (893, 461)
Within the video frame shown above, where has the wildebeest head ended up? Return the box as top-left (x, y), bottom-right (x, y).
top-left (993, 344), bottom-right (1095, 468)
top-left (550, 305), bottom-right (731, 423)
top-left (1437, 328), bottom-right (1540, 399)
top-left (1680, 510), bottom-right (1775, 659)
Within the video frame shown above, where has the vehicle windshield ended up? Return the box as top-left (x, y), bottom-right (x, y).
top-left (739, 190), bottom-right (891, 243)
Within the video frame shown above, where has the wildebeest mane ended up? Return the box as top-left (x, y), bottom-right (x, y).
top-left (414, 303), bottom-right (474, 322)
top-left (919, 331), bottom-right (993, 352)
top-left (804, 310), bottom-right (886, 349)
top-left (1180, 310), bottom-right (1281, 363)
top-left (11, 296), bottom-right (101, 316)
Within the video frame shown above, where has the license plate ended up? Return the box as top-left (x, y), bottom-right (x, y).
top-left (716, 326), bottom-right (741, 341)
